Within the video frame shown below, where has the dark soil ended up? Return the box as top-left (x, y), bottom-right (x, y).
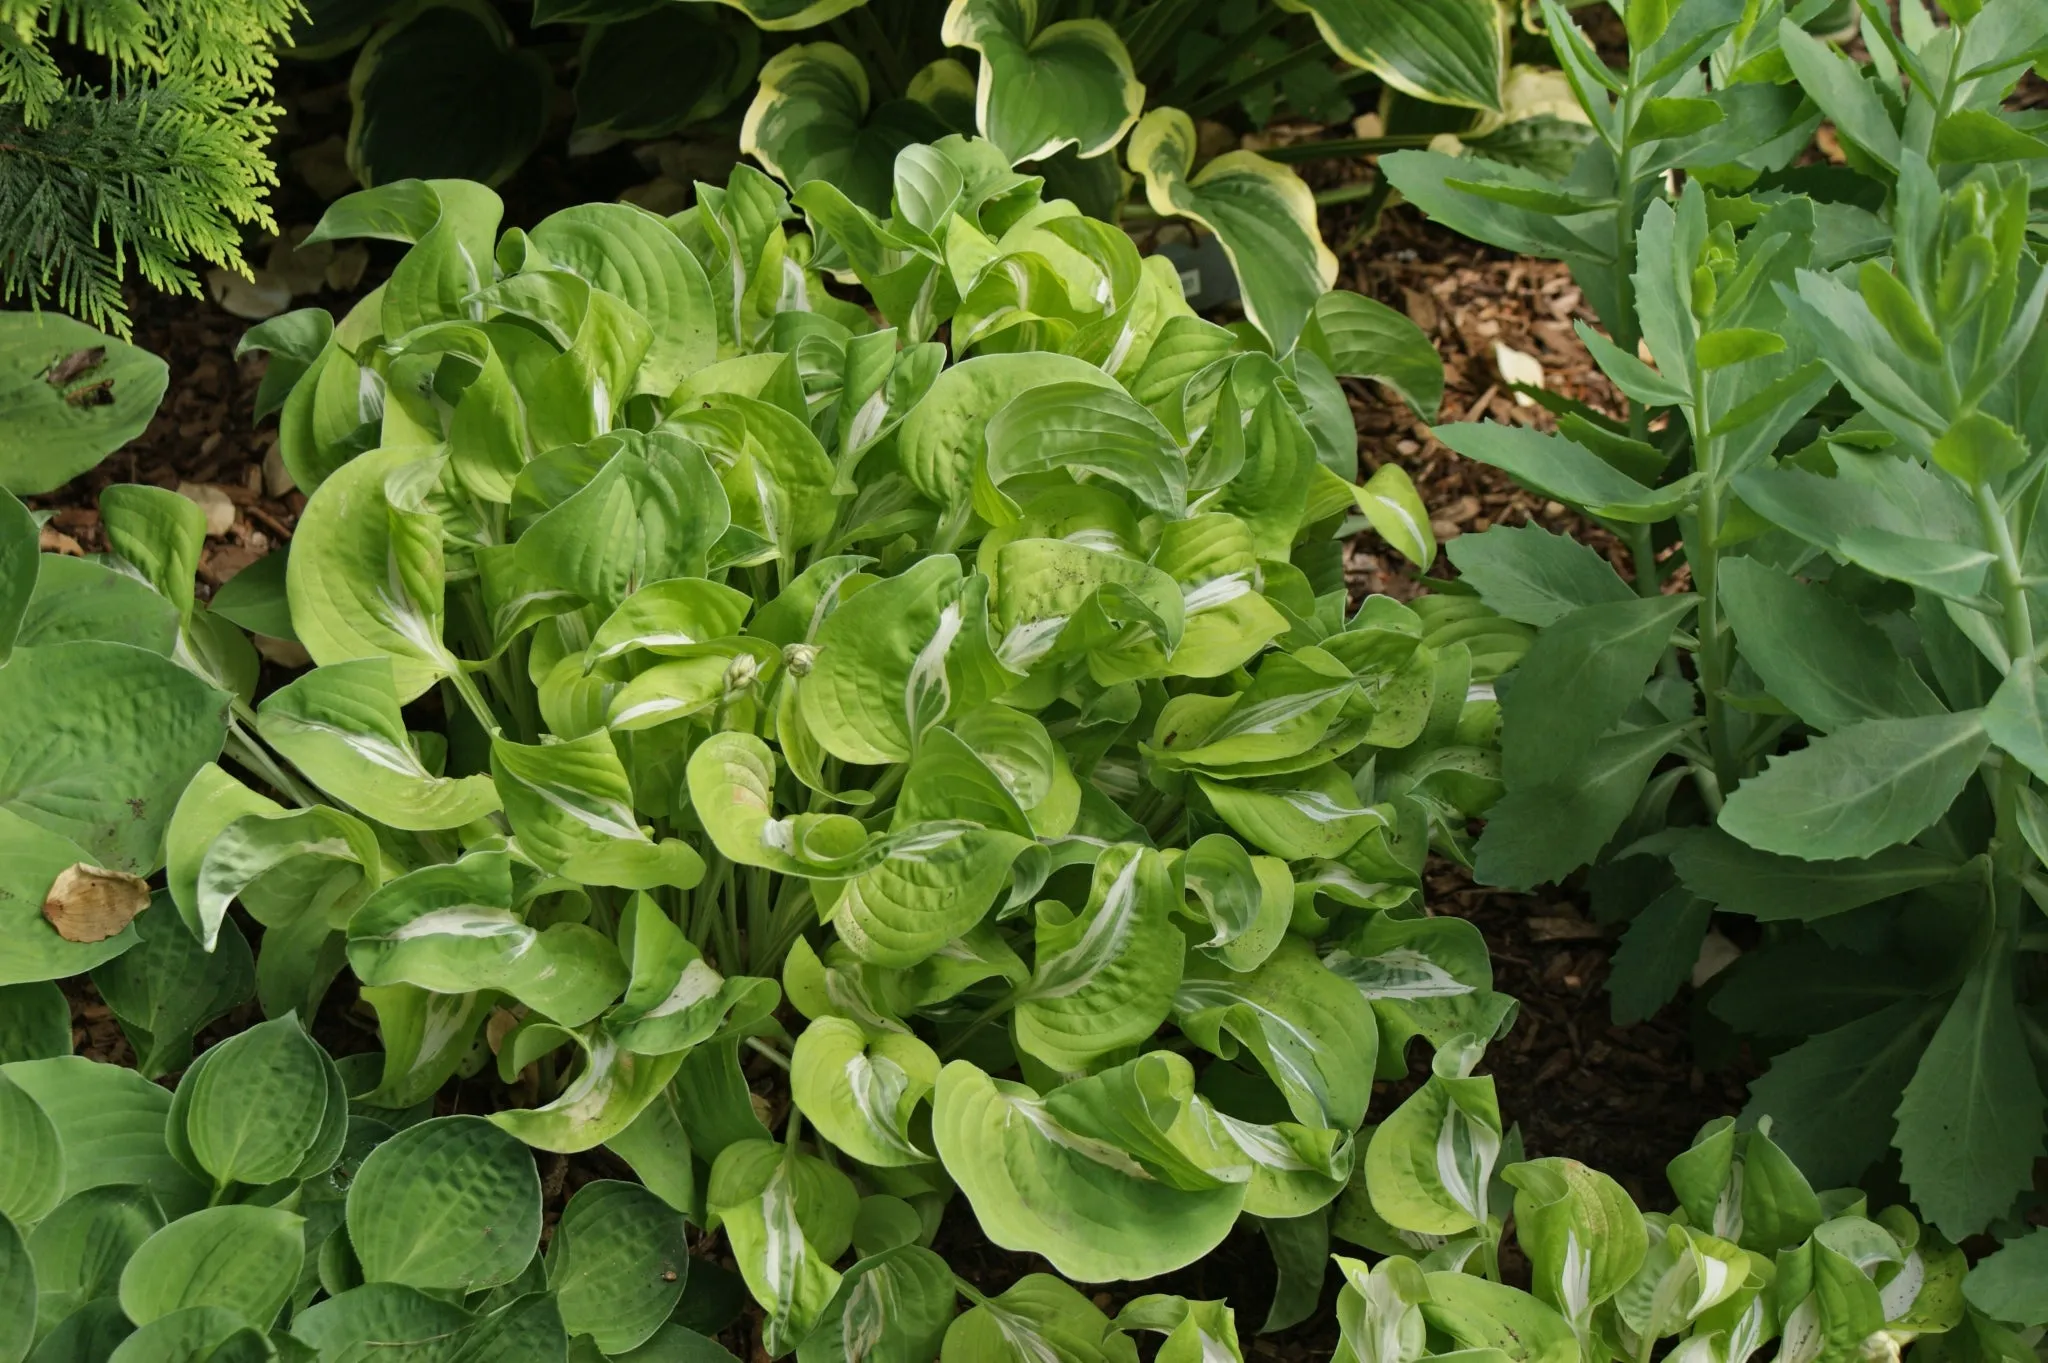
top-left (40, 111), bottom-right (1753, 1358)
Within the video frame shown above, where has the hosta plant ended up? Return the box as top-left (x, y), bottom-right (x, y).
top-left (1385, 0), bottom-right (2048, 1301)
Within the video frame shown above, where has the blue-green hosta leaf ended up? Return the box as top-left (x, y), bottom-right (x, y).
top-left (1303, 291), bottom-right (1445, 421)
top-left (940, 0), bottom-right (1143, 163)
top-left (526, 202), bottom-right (718, 397)
top-left (980, 381), bottom-right (1187, 524)
top-left (117, 1204), bottom-right (304, 1326)
top-left (1199, 764), bottom-right (1380, 861)
top-left (707, 1140), bottom-right (858, 1356)
top-left (1175, 936), bottom-right (1378, 1131)
top-left (99, 484), bottom-right (205, 623)
top-left (898, 352), bottom-right (1121, 515)
top-left (492, 732), bottom-right (705, 890)
top-left (0, 311), bottom-right (169, 496)
top-left (798, 1244), bottom-right (958, 1363)
top-left (611, 893), bottom-right (780, 1057)
top-left (583, 578), bottom-right (753, 674)
top-left (0, 640), bottom-right (227, 877)
top-left (289, 446), bottom-right (455, 702)
top-left (791, 1015), bottom-right (941, 1167)
top-left (932, 1060), bottom-right (1244, 1282)
top-left (1127, 109), bottom-right (1335, 355)
top-left (1503, 1158), bottom-right (1648, 1340)
top-left (1, 1057), bottom-right (206, 1217)
top-left (15, 555), bottom-right (176, 656)
top-left (0, 1072), bottom-right (60, 1228)
top-left (941, 1273), bottom-right (1138, 1363)
top-left (546, 1180), bottom-right (690, 1354)
top-left (743, 44), bottom-right (955, 216)
top-left (174, 1014), bottom-right (344, 1191)
top-left (1175, 833), bottom-right (1291, 972)
top-left (0, 980), bottom-right (66, 1065)
top-left (1718, 712), bottom-right (1990, 862)
top-left (687, 732), bottom-right (869, 875)
top-left (0, 494), bottom-right (32, 667)
top-left (26, 1184), bottom-right (164, 1330)
top-left (258, 658), bottom-right (501, 830)
top-left (348, 851), bottom-right (628, 1027)
top-left (1363, 1038), bottom-right (1503, 1236)
top-left (356, 984), bottom-right (494, 1109)
top-left (1323, 913), bottom-right (1513, 1076)
top-left (1278, 0), bottom-right (1502, 109)
top-left (347, 1115), bottom-right (541, 1293)
top-left (1014, 844), bottom-right (1185, 1072)
top-left (515, 433), bottom-right (731, 610)
top-left (0, 808), bottom-right (139, 984)
top-left (801, 555), bottom-right (1016, 764)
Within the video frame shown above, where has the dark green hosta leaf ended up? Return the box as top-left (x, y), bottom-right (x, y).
top-left (27, 1184), bottom-right (164, 1332)
top-left (1, 1057), bottom-right (206, 1217)
top-left (0, 808), bottom-right (138, 985)
top-left (0, 640), bottom-right (228, 875)
top-left (1716, 557), bottom-right (1945, 732)
top-left (346, 0), bottom-right (550, 188)
top-left (941, 0), bottom-right (1143, 163)
top-left (116, 1204), bottom-right (303, 1326)
top-left (1279, 0), bottom-right (1501, 109)
top-left (1175, 937), bottom-right (1377, 1132)
top-left (1447, 525), bottom-right (1633, 628)
top-left (0, 981), bottom-right (67, 1064)
top-left (547, 1181), bottom-right (689, 1353)
top-left (347, 1115), bottom-right (541, 1293)
top-left (1667, 827), bottom-right (1959, 922)
top-left (1128, 109), bottom-right (1334, 356)
top-left (932, 1060), bottom-right (1244, 1283)
top-left (1014, 844), bottom-right (1185, 1072)
top-left (259, 658), bottom-right (501, 831)
top-left (91, 903), bottom-right (254, 1078)
top-left (941, 1273), bottom-right (1135, 1362)
top-left (743, 43), bottom-right (953, 215)
top-left (1718, 712), bottom-right (1990, 861)
top-left (1895, 939), bottom-right (2047, 1240)
top-left (171, 1014), bottom-right (346, 1192)
top-left (0, 311), bottom-right (169, 496)
top-left (575, 7), bottom-right (758, 147)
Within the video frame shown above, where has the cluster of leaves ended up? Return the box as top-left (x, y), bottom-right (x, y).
top-left (0, 0), bottom-right (296, 333)
top-left (1381, 0), bottom-right (2048, 1325)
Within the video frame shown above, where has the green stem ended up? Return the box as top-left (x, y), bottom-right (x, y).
top-left (745, 1036), bottom-right (791, 1071)
top-left (224, 720), bottom-right (321, 809)
top-left (1979, 482), bottom-right (2036, 879)
top-left (447, 667), bottom-right (502, 738)
top-left (1256, 134), bottom-right (1439, 163)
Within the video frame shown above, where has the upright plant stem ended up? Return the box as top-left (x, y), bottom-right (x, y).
top-left (1981, 482), bottom-right (2036, 879)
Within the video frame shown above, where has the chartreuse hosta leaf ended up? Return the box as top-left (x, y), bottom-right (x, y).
top-left (708, 1138), bottom-right (859, 1355)
top-left (940, 0), bottom-right (1143, 164)
top-left (1365, 1035), bottom-right (1503, 1238)
top-left (1323, 912), bottom-right (1516, 1076)
top-left (791, 1016), bottom-right (940, 1168)
top-left (258, 657), bottom-right (500, 830)
top-left (492, 732), bottom-right (705, 890)
top-left (1503, 1158), bottom-right (1648, 1347)
top-left (1127, 108), bottom-right (1336, 356)
top-left (1173, 833), bottom-right (1291, 971)
top-left (896, 351), bottom-right (1121, 521)
top-left (612, 893), bottom-right (779, 1057)
top-left (943, 1273), bottom-right (1138, 1362)
top-left (799, 1242), bottom-right (958, 1363)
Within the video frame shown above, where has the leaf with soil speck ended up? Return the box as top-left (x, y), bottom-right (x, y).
top-left (42, 863), bottom-right (151, 942)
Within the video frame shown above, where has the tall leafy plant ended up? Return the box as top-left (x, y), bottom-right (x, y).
top-left (1385, 0), bottom-right (2048, 1263)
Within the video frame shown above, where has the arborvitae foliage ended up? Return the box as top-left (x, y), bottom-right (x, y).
top-left (0, 0), bottom-right (298, 335)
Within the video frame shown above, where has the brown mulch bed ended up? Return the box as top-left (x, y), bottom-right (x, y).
top-left (40, 138), bottom-right (1742, 1353)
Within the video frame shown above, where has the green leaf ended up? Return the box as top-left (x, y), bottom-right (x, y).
top-left (1775, 19), bottom-right (1899, 170)
top-left (0, 493), bottom-right (34, 667)
top-left (706, 1141), bottom-right (853, 1356)
top-left (27, 1184), bottom-right (164, 1332)
top-left (0, 641), bottom-right (227, 875)
top-left (1322, 912), bottom-right (1512, 1075)
top-left (346, 1115), bottom-right (541, 1293)
top-left (1423, 1270), bottom-right (1580, 1363)
top-left (1718, 712), bottom-right (1990, 861)
top-left (982, 381), bottom-right (1187, 523)
top-left (1607, 888), bottom-right (1711, 1026)
top-left (1127, 109), bottom-right (1336, 355)
top-left (1303, 292), bottom-right (1443, 420)
top-left (98, 485), bottom-right (205, 622)
top-left (1717, 557), bottom-right (1945, 732)
top-left (1500, 595), bottom-right (1694, 787)
top-left (1175, 936), bottom-right (1377, 1131)
top-left (932, 1060), bottom-right (1244, 1282)
top-left (117, 1205), bottom-right (304, 1326)
top-left (1432, 423), bottom-right (1689, 522)
top-left (1353, 464), bottom-right (1435, 569)
top-left (547, 1181), bottom-right (689, 1354)
top-left (1447, 525), bottom-right (1632, 628)
top-left (1363, 1039), bottom-right (1501, 1236)
top-left (259, 659), bottom-right (501, 830)
top-left (1474, 723), bottom-right (1686, 888)
top-left (1014, 844), bottom-right (1186, 1071)
top-left (742, 44), bottom-right (952, 216)
top-left (584, 578), bottom-right (753, 673)
top-left (797, 1245), bottom-right (957, 1363)
top-left (1276, 0), bottom-right (1502, 109)
top-left (1199, 764), bottom-right (1380, 861)
top-left (177, 1014), bottom-right (343, 1190)
top-left (15, 555), bottom-right (177, 656)
top-left (0, 1072), bottom-right (61, 1227)
top-left (0, 1057), bottom-right (206, 1217)
top-left (527, 202), bottom-right (717, 397)
top-left (1964, 1229), bottom-right (2048, 1327)
top-left (1504, 1158), bottom-right (1647, 1329)
top-left (91, 904), bottom-right (254, 1078)
top-left (492, 733), bottom-right (704, 891)
top-left (790, 1016), bottom-right (940, 1168)
top-left (0, 981), bottom-right (67, 1065)
top-left (941, 0), bottom-right (1143, 162)
top-left (516, 434), bottom-right (730, 611)
top-left (1894, 940), bottom-right (2046, 1240)
top-left (1668, 827), bottom-right (1958, 922)
top-left (1176, 833), bottom-right (1291, 972)
top-left (898, 351), bottom-right (1121, 514)
top-left (1742, 999), bottom-right (1942, 1188)
top-left (0, 312), bottom-right (169, 496)
top-left (489, 1022), bottom-right (689, 1152)
top-left (346, 3), bottom-right (550, 187)
top-left (355, 985), bottom-right (493, 1110)
top-left (942, 1273), bottom-right (1136, 1362)
top-left (687, 731), bottom-right (866, 875)
top-left (288, 447), bottom-right (454, 702)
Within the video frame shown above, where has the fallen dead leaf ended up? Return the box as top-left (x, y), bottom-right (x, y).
top-left (325, 245), bottom-right (370, 293)
top-left (177, 481), bottom-right (238, 537)
top-left (290, 135), bottom-right (359, 201)
top-left (1527, 915), bottom-right (1609, 942)
top-left (206, 267), bottom-right (294, 321)
top-left (38, 525), bottom-right (83, 556)
top-left (255, 634), bottom-right (314, 669)
top-left (1494, 341), bottom-right (1545, 406)
top-left (1692, 929), bottom-right (1741, 986)
top-left (262, 441), bottom-right (296, 497)
top-left (43, 863), bottom-right (151, 943)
